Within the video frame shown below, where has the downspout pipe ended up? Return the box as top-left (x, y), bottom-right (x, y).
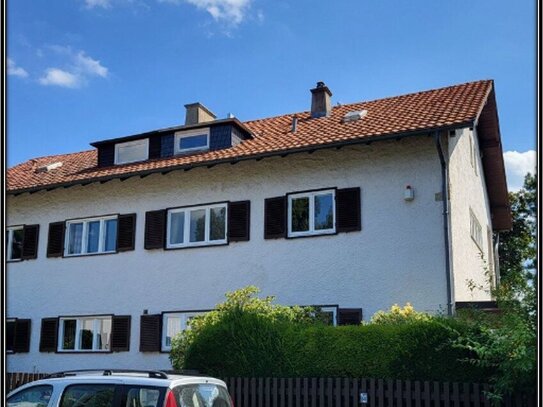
top-left (434, 131), bottom-right (454, 316)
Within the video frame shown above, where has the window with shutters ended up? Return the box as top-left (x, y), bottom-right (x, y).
top-left (65, 216), bottom-right (118, 256)
top-left (287, 189), bottom-right (335, 237)
top-left (162, 311), bottom-right (207, 351)
top-left (58, 316), bottom-right (112, 352)
top-left (166, 203), bottom-right (227, 249)
top-left (115, 138), bottom-right (149, 165)
top-left (6, 226), bottom-right (24, 261)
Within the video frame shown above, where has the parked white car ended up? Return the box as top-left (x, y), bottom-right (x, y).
top-left (7, 370), bottom-right (232, 407)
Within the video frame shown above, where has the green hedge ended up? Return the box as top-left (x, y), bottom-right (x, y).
top-left (182, 309), bottom-right (489, 382)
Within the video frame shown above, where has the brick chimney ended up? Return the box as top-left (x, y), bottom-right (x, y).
top-left (185, 102), bottom-right (216, 125)
top-left (310, 81), bottom-right (332, 118)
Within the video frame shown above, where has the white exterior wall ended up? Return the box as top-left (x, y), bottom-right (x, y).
top-left (448, 127), bottom-right (495, 302)
top-left (7, 136), bottom-right (449, 373)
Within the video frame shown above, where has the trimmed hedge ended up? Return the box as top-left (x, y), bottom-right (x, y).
top-left (182, 309), bottom-right (489, 382)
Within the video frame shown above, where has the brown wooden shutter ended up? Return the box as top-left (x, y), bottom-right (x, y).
top-left (111, 315), bottom-right (131, 352)
top-left (264, 196), bottom-right (286, 239)
top-left (338, 308), bottom-right (362, 325)
top-left (39, 318), bottom-right (58, 352)
top-left (13, 319), bottom-right (31, 353)
top-left (117, 214), bottom-right (137, 252)
top-left (336, 187), bottom-right (361, 233)
top-left (22, 224), bottom-right (40, 260)
top-left (228, 201), bottom-right (250, 242)
top-left (47, 222), bottom-right (65, 258)
top-left (139, 314), bottom-right (162, 352)
top-left (144, 210), bottom-right (166, 250)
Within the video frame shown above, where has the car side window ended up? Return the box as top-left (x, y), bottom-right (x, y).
top-left (8, 385), bottom-right (53, 407)
top-left (123, 387), bottom-right (164, 407)
top-left (60, 384), bottom-right (115, 407)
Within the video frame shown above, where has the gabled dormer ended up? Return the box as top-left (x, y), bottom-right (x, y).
top-left (91, 102), bottom-right (253, 168)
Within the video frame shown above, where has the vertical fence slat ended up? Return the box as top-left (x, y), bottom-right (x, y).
top-left (303, 378), bottom-right (309, 407)
top-left (405, 379), bottom-right (412, 407)
top-left (378, 379), bottom-right (384, 407)
top-left (414, 381), bottom-right (421, 407)
top-left (462, 383), bottom-right (470, 407)
top-left (343, 378), bottom-right (350, 407)
top-left (319, 378), bottom-right (325, 407)
top-left (423, 381), bottom-right (430, 407)
top-left (481, 384), bottom-right (490, 407)
top-left (266, 378), bottom-right (271, 407)
top-left (443, 382), bottom-right (450, 407)
top-left (258, 378), bottom-right (263, 407)
top-left (273, 378), bottom-right (278, 407)
top-left (311, 378), bottom-right (317, 407)
top-left (352, 379), bottom-right (359, 407)
top-left (396, 380), bottom-right (403, 407)
top-left (452, 383), bottom-right (459, 407)
top-left (335, 378), bottom-right (341, 407)
top-left (386, 379), bottom-right (393, 407)
top-left (295, 378), bottom-right (301, 407)
top-left (472, 383), bottom-right (480, 407)
top-left (369, 378), bottom-right (376, 407)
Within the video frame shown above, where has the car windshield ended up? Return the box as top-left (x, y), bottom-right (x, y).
top-left (173, 384), bottom-right (230, 407)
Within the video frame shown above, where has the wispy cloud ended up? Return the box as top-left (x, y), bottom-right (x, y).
top-left (7, 58), bottom-right (29, 78)
top-left (503, 150), bottom-right (536, 191)
top-left (159, 0), bottom-right (253, 25)
top-left (39, 68), bottom-right (80, 88)
top-left (38, 47), bottom-right (109, 88)
top-left (83, 0), bottom-right (112, 8)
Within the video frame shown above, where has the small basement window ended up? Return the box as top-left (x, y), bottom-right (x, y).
top-left (174, 128), bottom-right (210, 154)
top-left (288, 189), bottom-right (336, 237)
top-left (58, 315), bottom-right (112, 352)
top-left (162, 311), bottom-right (207, 351)
top-left (115, 139), bottom-right (149, 165)
top-left (65, 216), bottom-right (118, 256)
top-left (167, 203), bottom-right (227, 249)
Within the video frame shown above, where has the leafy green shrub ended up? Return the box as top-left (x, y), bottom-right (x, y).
top-left (370, 303), bottom-right (432, 325)
top-left (170, 289), bottom-right (487, 382)
top-left (169, 286), bottom-right (315, 370)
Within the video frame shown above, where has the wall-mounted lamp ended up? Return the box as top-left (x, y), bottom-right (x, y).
top-left (404, 185), bottom-right (415, 201)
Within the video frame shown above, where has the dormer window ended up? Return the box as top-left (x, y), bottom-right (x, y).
top-left (114, 139), bottom-right (149, 165)
top-left (174, 128), bottom-right (210, 154)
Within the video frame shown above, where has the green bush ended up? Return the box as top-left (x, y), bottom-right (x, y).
top-left (171, 292), bottom-right (487, 382)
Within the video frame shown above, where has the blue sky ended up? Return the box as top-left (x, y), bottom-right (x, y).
top-left (7, 0), bottom-right (537, 190)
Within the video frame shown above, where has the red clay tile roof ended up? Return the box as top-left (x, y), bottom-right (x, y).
top-left (8, 80), bottom-right (494, 194)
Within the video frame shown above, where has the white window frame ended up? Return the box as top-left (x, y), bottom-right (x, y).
top-left (174, 128), bottom-right (210, 154)
top-left (287, 189), bottom-right (336, 238)
top-left (64, 215), bottom-right (118, 257)
top-left (6, 226), bottom-right (24, 261)
top-left (57, 315), bottom-right (112, 352)
top-left (166, 203), bottom-right (228, 249)
top-left (469, 208), bottom-right (483, 251)
top-left (114, 138), bottom-right (149, 165)
top-left (162, 311), bottom-right (206, 351)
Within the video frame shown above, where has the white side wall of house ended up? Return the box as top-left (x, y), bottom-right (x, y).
top-left (7, 136), bottom-right (449, 372)
top-left (448, 127), bottom-right (495, 302)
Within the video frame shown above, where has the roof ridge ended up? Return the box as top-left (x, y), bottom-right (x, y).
top-left (243, 79), bottom-right (492, 125)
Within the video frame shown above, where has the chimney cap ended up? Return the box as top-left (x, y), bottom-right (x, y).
top-left (184, 102), bottom-right (216, 119)
top-left (310, 81), bottom-right (332, 96)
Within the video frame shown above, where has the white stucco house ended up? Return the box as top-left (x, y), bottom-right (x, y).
top-left (6, 80), bottom-right (511, 373)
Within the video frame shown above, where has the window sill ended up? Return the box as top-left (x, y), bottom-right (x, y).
top-left (63, 251), bottom-right (118, 258)
top-left (287, 229), bottom-right (336, 239)
top-left (165, 241), bottom-right (228, 250)
top-left (57, 350), bottom-right (112, 354)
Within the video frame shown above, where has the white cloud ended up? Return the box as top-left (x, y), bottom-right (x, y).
top-left (37, 48), bottom-right (109, 89)
top-left (75, 51), bottom-right (108, 77)
top-left (84, 0), bottom-right (112, 8)
top-left (503, 150), bottom-right (536, 191)
top-left (159, 0), bottom-right (253, 24)
top-left (39, 68), bottom-right (80, 88)
top-left (7, 59), bottom-right (29, 78)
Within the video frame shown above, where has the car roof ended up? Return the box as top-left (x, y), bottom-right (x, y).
top-left (8, 373), bottom-right (227, 396)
